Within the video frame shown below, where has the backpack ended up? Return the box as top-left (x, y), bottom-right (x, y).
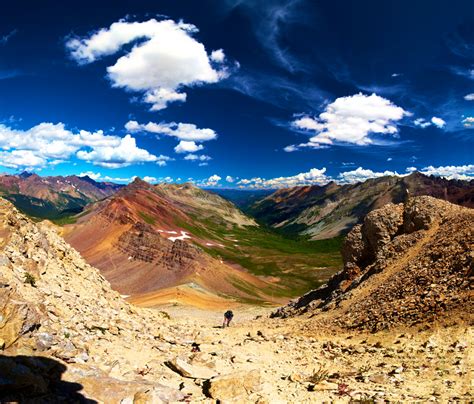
top-left (225, 310), bottom-right (233, 319)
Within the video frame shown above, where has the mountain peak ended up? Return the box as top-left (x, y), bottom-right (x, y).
top-left (129, 176), bottom-right (153, 189)
top-left (18, 171), bottom-right (34, 179)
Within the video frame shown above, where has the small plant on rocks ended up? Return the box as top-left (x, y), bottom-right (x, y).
top-left (307, 365), bottom-right (329, 384)
top-left (24, 272), bottom-right (36, 287)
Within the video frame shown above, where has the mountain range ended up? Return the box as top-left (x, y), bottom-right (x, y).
top-left (1, 194), bottom-right (470, 402)
top-left (0, 170), bottom-right (472, 305)
top-left (0, 172), bottom-right (122, 221)
top-left (248, 171), bottom-right (474, 239)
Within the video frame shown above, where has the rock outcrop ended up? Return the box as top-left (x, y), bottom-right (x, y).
top-left (0, 198), bottom-right (184, 402)
top-left (273, 196), bottom-right (473, 331)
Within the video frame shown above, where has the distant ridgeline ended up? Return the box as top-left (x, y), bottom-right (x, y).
top-left (0, 172), bottom-right (122, 221)
top-left (246, 172), bottom-right (474, 240)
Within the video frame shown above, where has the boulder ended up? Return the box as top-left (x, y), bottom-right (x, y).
top-left (206, 370), bottom-right (262, 400)
top-left (166, 357), bottom-right (217, 379)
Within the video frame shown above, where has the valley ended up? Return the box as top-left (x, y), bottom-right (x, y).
top-left (1, 171), bottom-right (472, 309)
top-left (62, 178), bottom-right (341, 305)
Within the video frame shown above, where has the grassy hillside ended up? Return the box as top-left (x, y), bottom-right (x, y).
top-left (175, 213), bottom-right (342, 298)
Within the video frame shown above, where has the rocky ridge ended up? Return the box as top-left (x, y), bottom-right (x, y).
top-left (273, 196), bottom-right (473, 332)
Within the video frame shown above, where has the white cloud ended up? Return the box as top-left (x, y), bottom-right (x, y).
top-left (0, 150), bottom-right (46, 169)
top-left (174, 141), bottom-right (204, 154)
top-left (210, 49), bottom-right (225, 63)
top-left (67, 19), bottom-right (231, 110)
top-left (0, 122), bottom-right (165, 170)
top-left (226, 175), bottom-right (235, 183)
top-left (143, 176), bottom-right (158, 183)
top-left (78, 172), bottom-right (137, 183)
top-left (196, 174), bottom-right (222, 187)
top-left (102, 175), bottom-right (134, 183)
top-left (337, 167), bottom-right (399, 184)
top-left (199, 164), bottom-right (473, 190)
top-left (79, 171), bottom-right (102, 180)
top-left (413, 118), bottom-right (431, 128)
top-left (462, 117), bottom-right (474, 127)
top-left (76, 134), bottom-right (162, 168)
top-left (237, 168), bottom-right (329, 189)
top-left (288, 93), bottom-right (408, 150)
top-left (431, 116), bottom-right (446, 128)
top-left (184, 154), bottom-right (211, 162)
top-left (283, 144), bottom-right (298, 152)
top-left (464, 93), bottom-right (474, 101)
top-left (126, 120), bottom-right (217, 142)
top-left (418, 164), bottom-right (474, 180)
top-left (387, 157), bottom-right (392, 161)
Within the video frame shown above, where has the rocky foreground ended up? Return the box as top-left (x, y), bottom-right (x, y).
top-left (0, 197), bottom-right (472, 402)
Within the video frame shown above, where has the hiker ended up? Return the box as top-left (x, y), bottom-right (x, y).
top-left (223, 310), bottom-right (234, 328)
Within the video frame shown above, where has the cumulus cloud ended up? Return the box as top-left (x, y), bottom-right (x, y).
top-left (79, 171), bottom-right (102, 180)
top-left (337, 167), bottom-right (400, 184)
top-left (464, 93), bottom-right (474, 101)
top-left (417, 164), bottom-right (474, 180)
top-left (226, 175), bottom-right (235, 183)
top-left (431, 116), bottom-right (446, 128)
top-left (286, 93), bottom-right (408, 150)
top-left (0, 122), bottom-right (167, 170)
top-left (0, 150), bottom-right (46, 170)
top-left (210, 49), bottom-right (226, 63)
top-left (237, 168), bottom-right (329, 188)
top-left (200, 174), bottom-right (222, 186)
top-left (126, 120), bottom-right (217, 142)
top-left (66, 19), bottom-right (231, 110)
top-left (174, 141), bottom-right (204, 154)
top-left (126, 120), bottom-right (217, 155)
top-left (76, 134), bottom-right (163, 168)
top-left (143, 176), bottom-right (158, 183)
top-left (201, 163), bottom-right (473, 190)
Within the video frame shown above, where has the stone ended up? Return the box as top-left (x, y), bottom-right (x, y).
top-left (166, 357), bottom-right (217, 379)
top-left (133, 386), bottom-right (185, 403)
top-left (35, 332), bottom-right (54, 351)
top-left (206, 370), bottom-right (262, 400)
top-left (308, 381), bottom-right (339, 391)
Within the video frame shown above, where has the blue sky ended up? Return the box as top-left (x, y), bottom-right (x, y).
top-left (0, 0), bottom-right (473, 187)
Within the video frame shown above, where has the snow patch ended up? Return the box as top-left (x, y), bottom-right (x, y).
top-left (168, 231), bottom-right (191, 242)
top-left (158, 230), bottom-right (178, 234)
